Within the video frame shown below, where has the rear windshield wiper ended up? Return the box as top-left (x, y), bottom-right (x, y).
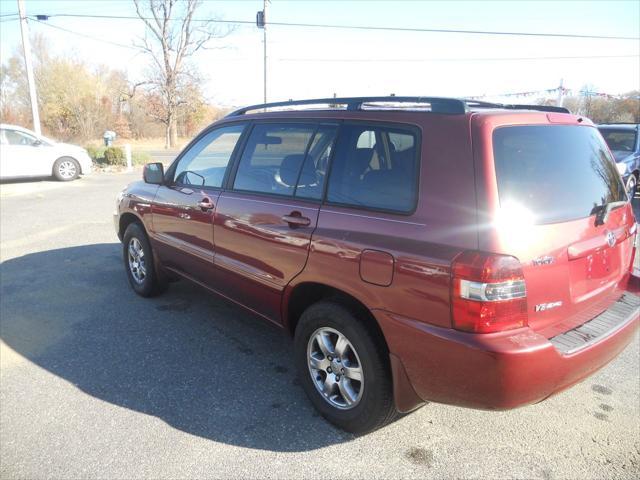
top-left (593, 200), bottom-right (627, 226)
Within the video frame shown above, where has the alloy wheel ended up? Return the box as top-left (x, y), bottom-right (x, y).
top-left (307, 327), bottom-right (364, 410)
top-left (127, 237), bottom-right (146, 284)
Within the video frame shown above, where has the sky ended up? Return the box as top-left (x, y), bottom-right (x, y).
top-left (0, 0), bottom-right (639, 108)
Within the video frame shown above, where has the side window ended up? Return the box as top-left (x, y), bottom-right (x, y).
top-left (327, 124), bottom-right (418, 213)
top-left (233, 123), bottom-right (315, 197)
top-left (5, 129), bottom-right (37, 146)
top-left (295, 125), bottom-right (338, 201)
top-left (173, 124), bottom-right (245, 188)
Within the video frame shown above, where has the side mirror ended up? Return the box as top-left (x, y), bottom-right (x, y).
top-left (143, 162), bottom-right (164, 185)
top-left (32, 139), bottom-right (42, 147)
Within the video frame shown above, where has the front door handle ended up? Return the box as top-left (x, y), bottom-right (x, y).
top-left (282, 212), bottom-right (311, 228)
top-left (198, 198), bottom-right (214, 211)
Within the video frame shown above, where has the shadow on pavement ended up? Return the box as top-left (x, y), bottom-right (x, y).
top-left (0, 243), bottom-right (351, 452)
top-left (0, 176), bottom-right (57, 184)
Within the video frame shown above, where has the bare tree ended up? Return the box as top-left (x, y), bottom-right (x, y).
top-left (133, 0), bottom-right (230, 148)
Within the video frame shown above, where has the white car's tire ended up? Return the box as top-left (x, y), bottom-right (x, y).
top-left (53, 157), bottom-right (80, 181)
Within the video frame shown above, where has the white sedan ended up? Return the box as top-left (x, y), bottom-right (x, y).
top-left (0, 124), bottom-right (93, 181)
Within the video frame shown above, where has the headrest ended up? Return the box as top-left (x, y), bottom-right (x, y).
top-left (352, 148), bottom-right (374, 174)
top-left (279, 154), bottom-right (305, 186)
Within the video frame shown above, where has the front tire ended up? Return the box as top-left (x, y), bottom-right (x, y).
top-left (122, 223), bottom-right (167, 297)
top-left (53, 157), bottom-right (80, 181)
top-left (294, 300), bottom-right (397, 433)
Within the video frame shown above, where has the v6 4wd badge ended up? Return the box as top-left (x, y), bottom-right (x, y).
top-left (535, 301), bottom-right (563, 312)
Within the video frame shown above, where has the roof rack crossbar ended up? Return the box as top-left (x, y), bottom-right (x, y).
top-left (226, 96), bottom-right (468, 117)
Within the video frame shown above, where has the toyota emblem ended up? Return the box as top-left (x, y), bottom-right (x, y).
top-left (605, 231), bottom-right (616, 248)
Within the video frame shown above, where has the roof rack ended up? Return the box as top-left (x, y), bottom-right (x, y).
top-left (227, 96), bottom-right (468, 116)
top-left (226, 96), bottom-right (571, 117)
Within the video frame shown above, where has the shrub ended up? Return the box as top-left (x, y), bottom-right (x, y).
top-left (85, 145), bottom-right (106, 162)
top-left (103, 146), bottom-right (125, 166)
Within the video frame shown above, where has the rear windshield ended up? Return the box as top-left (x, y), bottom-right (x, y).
top-left (493, 125), bottom-right (627, 225)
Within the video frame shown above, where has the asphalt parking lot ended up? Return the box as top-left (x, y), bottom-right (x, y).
top-left (1, 171), bottom-right (639, 479)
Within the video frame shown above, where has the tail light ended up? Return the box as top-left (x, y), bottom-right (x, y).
top-left (451, 251), bottom-right (528, 333)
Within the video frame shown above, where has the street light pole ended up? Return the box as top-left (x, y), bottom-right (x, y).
top-left (17, 0), bottom-right (41, 135)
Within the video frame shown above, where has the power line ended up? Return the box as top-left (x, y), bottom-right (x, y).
top-left (31, 19), bottom-right (139, 50)
top-left (35, 12), bottom-right (251, 24)
top-left (267, 21), bottom-right (640, 41)
top-left (278, 54), bottom-right (640, 63)
top-left (22, 19), bottom-right (640, 63)
top-left (31, 13), bottom-right (640, 40)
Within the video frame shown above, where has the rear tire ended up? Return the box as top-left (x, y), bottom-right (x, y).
top-left (53, 157), bottom-right (80, 181)
top-left (626, 173), bottom-right (638, 199)
top-left (294, 300), bottom-right (397, 433)
top-left (123, 223), bottom-right (167, 297)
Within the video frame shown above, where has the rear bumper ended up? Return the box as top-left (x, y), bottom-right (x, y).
top-left (375, 293), bottom-right (639, 412)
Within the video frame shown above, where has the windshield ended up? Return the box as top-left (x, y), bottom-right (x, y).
top-left (598, 128), bottom-right (637, 153)
top-left (493, 125), bottom-right (627, 225)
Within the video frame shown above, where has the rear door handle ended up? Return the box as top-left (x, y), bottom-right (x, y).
top-left (198, 198), bottom-right (214, 211)
top-left (282, 212), bottom-right (311, 228)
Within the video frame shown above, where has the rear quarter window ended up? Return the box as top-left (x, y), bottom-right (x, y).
top-left (326, 123), bottom-right (419, 213)
top-left (492, 125), bottom-right (627, 225)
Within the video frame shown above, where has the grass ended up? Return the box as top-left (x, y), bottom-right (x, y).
top-left (114, 137), bottom-right (190, 151)
top-left (131, 151), bottom-right (153, 165)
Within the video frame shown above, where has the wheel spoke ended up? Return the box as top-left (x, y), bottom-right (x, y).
top-left (343, 365), bottom-right (363, 382)
top-left (315, 331), bottom-right (335, 357)
top-left (334, 335), bottom-right (349, 359)
top-left (322, 374), bottom-right (335, 396)
top-left (338, 378), bottom-right (357, 406)
top-left (309, 355), bottom-right (330, 371)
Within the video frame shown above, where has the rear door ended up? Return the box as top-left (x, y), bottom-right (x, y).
top-left (478, 117), bottom-right (636, 337)
top-left (213, 122), bottom-right (337, 322)
top-left (151, 123), bottom-right (246, 284)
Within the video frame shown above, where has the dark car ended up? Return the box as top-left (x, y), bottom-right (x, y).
top-left (114, 97), bottom-right (639, 433)
top-left (598, 123), bottom-right (640, 198)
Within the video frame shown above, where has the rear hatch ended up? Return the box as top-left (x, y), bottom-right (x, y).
top-left (477, 116), bottom-right (636, 338)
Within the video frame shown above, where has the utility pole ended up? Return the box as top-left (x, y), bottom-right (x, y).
top-left (263, 0), bottom-right (267, 105)
top-left (17, 0), bottom-right (41, 135)
top-left (556, 78), bottom-right (564, 107)
top-left (256, 1), bottom-right (268, 105)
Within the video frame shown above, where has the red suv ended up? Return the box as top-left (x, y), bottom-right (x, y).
top-left (115, 97), bottom-right (639, 433)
